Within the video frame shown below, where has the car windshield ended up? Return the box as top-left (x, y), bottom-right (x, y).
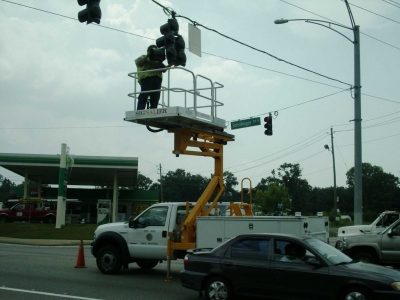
top-left (304, 238), bottom-right (352, 265)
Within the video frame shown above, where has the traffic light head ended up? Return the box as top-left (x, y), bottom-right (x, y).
top-left (264, 115), bottom-right (273, 136)
top-left (155, 18), bottom-right (186, 67)
top-left (78, 0), bottom-right (102, 24)
top-left (160, 19), bottom-right (179, 35)
top-left (175, 35), bottom-right (186, 67)
top-left (148, 47), bottom-right (166, 62)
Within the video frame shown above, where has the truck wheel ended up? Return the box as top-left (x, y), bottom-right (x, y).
top-left (136, 259), bottom-right (158, 269)
top-left (96, 245), bottom-right (122, 275)
top-left (0, 215), bottom-right (9, 223)
top-left (45, 215), bottom-right (56, 224)
top-left (340, 286), bottom-right (372, 300)
top-left (353, 251), bottom-right (377, 264)
top-left (204, 276), bottom-right (233, 300)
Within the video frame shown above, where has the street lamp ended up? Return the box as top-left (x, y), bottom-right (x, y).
top-left (324, 128), bottom-right (337, 220)
top-left (274, 1), bottom-right (363, 225)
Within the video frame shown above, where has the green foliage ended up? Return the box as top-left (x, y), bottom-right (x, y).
top-left (0, 176), bottom-right (17, 202)
top-left (137, 173), bottom-right (155, 190)
top-left (310, 186), bottom-right (353, 215)
top-left (346, 163), bottom-right (400, 212)
top-left (161, 169), bottom-right (209, 202)
top-left (253, 183), bottom-right (291, 215)
top-left (219, 171), bottom-right (240, 202)
top-left (256, 163), bottom-right (311, 214)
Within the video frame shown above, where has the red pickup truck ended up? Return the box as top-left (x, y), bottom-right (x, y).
top-left (0, 202), bottom-right (57, 224)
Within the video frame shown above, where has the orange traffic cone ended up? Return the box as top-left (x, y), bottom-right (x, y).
top-left (75, 238), bottom-right (87, 268)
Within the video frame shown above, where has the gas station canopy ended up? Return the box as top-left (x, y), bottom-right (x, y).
top-left (0, 153), bottom-right (138, 187)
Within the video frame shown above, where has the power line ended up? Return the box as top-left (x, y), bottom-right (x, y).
top-left (338, 132), bottom-right (400, 146)
top-left (202, 52), bottom-right (345, 90)
top-left (229, 134), bottom-right (328, 174)
top-left (383, 0), bottom-right (400, 9)
top-left (226, 129), bottom-right (330, 170)
top-left (363, 93), bottom-right (400, 105)
top-left (280, 0), bottom-right (400, 51)
top-left (331, 110), bottom-right (400, 129)
top-left (335, 116), bottom-right (400, 132)
top-left (229, 89), bottom-right (350, 123)
top-left (1, 0), bottom-right (154, 40)
top-left (193, 129), bottom-right (330, 176)
top-left (5, 0), bottom-right (400, 97)
top-left (292, 150), bottom-right (326, 164)
top-left (2, 1), bottom-right (352, 92)
top-left (151, 0), bottom-right (352, 87)
top-left (346, 1), bottom-right (400, 25)
top-left (333, 136), bottom-right (349, 171)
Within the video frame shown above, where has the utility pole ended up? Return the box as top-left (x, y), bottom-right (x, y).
top-left (353, 25), bottom-right (363, 225)
top-left (330, 128), bottom-right (337, 219)
top-left (159, 164), bottom-right (164, 202)
top-left (325, 128), bottom-right (337, 220)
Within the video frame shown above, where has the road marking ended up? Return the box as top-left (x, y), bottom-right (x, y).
top-left (0, 287), bottom-right (104, 300)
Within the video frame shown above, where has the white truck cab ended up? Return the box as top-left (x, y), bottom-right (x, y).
top-left (337, 211), bottom-right (400, 238)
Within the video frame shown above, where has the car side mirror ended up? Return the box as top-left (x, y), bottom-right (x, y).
top-left (306, 257), bottom-right (321, 266)
top-left (129, 218), bottom-right (139, 228)
top-left (387, 229), bottom-right (393, 238)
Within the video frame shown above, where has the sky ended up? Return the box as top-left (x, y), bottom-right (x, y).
top-left (1, 0), bottom-right (399, 192)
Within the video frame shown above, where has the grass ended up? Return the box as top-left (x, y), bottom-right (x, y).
top-left (0, 221), bottom-right (341, 240)
top-left (0, 223), bottom-right (98, 240)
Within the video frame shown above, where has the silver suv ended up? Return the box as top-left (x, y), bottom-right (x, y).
top-left (336, 219), bottom-right (400, 265)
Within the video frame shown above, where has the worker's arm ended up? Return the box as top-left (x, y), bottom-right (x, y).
top-left (136, 54), bottom-right (149, 67)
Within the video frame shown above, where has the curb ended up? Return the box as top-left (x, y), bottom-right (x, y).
top-left (0, 237), bottom-right (92, 246)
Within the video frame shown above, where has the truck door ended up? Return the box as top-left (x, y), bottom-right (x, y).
top-left (10, 203), bottom-right (31, 221)
top-left (127, 205), bottom-right (171, 260)
top-left (381, 221), bottom-right (400, 263)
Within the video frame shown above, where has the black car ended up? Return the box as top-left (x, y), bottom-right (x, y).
top-left (180, 233), bottom-right (400, 300)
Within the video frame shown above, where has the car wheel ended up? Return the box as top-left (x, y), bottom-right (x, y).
top-left (204, 276), bottom-right (233, 300)
top-left (340, 286), bottom-right (372, 300)
top-left (0, 215), bottom-right (9, 223)
top-left (96, 245), bottom-right (122, 275)
top-left (353, 251), bottom-right (377, 264)
top-left (136, 259), bottom-right (158, 269)
top-left (45, 215), bottom-right (56, 224)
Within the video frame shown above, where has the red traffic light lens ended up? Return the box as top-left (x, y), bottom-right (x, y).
top-left (264, 117), bottom-right (270, 122)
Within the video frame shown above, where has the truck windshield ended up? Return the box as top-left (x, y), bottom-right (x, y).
top-left (376, 213), bottom-right (399, 227)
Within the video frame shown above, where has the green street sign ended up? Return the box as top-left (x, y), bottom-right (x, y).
top-left (231, 117), bottom-right (261, 130)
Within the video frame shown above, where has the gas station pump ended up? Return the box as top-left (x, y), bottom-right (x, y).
top-left (97, 199), bottom-right (111, 225)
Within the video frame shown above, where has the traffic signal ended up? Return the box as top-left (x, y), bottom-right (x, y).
top-left (148, 47), bottom-right (166, 62)
top-left (155, 19), bottom-right (186, 66)
top-left (264, 114), bottom-right (273, 136)
top-left (77, 0), bottom-right (102, 25)
top-left (175, 35), bottom-right (186, 67)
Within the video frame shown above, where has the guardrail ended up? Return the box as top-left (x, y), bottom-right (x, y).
top-left (128, 67), bottom-right (224, 119)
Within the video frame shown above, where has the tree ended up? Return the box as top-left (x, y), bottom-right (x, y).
top-left (346, 163), bottom-right (400, 214)
top-left (137, 173), bottom-right (154, 190)
top-left (256, 163), bottom-right (311, 214)
top-left (309, 186), bottom-right (353, 215)
top-left (253, 183), bottom-right (291, 215)
top-left (0, 176), bottom-right (17, 202)
top-left (161, 169), bottom-right (209, 202)
top-left (219, 171), bottom-right (240, 202)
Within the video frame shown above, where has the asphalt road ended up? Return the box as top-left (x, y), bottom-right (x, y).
top-left (0, 243), bottom-right (199, 300)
